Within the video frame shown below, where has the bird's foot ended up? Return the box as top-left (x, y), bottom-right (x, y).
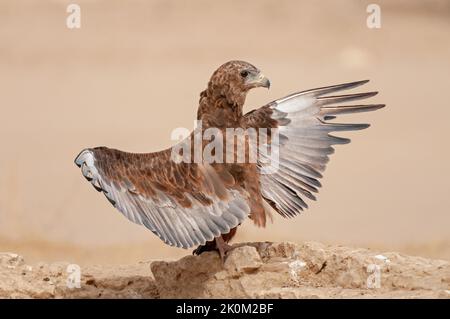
top-left (215, 236), bottom-right (233, 264)
top-left (192, 240), bottom-right (216, 256)
top-left (192, 245), bottom-right (208, 256)
top-left (215, 238), bottom-right (251, 264)
top-left (193, 237), bottom-right (245, 264)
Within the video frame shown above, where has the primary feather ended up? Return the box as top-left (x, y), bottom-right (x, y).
top-left (244, 80), bottom-right (385, 218)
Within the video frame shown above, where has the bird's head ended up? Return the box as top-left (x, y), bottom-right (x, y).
top-left (207, 60), bottom-right (270, 106)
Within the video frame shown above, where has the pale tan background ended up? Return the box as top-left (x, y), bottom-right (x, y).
top-left (0, 0), bottom-right (449, 265)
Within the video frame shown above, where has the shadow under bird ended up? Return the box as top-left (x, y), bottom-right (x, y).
top-left (75, 60), bottom-right (384, 261)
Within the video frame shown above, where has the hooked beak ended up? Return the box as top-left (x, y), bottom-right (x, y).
top-left (250, 73), bottom-right (271, 89)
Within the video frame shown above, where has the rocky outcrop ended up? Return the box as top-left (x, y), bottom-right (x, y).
top-left (151, 242), bottom-right (450, 298)
top-left (1, 242), bottom-right (449, 298)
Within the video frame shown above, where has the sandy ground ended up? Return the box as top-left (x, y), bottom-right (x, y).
top-left (0, 0), bottom-right (449, 267)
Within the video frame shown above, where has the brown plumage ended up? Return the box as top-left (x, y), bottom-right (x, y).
top-left (75, 60), bottom-right (384, 260)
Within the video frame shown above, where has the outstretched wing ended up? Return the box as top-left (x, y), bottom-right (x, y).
top-left (244, 80), bottom-right (384, 218)
top-left (74, 147), bottom-right (250, 248)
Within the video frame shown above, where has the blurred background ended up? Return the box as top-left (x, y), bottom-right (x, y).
top-left (0, 0), bottom-right (449, 265)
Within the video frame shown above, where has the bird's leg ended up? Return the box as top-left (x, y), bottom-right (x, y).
top-left (214, 235), bottom-right (233, 263)
top-left (192, 236), bottom-right (232, 263)
top-left (193, 227), bottom-right (244, 263)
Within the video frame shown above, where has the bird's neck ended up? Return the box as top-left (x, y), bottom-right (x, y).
top-left (197, 88), bottom-right (246, 125)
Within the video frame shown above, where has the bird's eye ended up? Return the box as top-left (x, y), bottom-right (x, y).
top-left (240, 70), bottom-right (249, 78)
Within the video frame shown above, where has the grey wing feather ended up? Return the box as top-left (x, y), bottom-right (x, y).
top-left (74, 150), bottom-right (250, 249)
top-left (259, 80), bottom-right (384, 218)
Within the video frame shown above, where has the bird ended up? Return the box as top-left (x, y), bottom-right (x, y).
top-left (74, 60), bottom-right (384, 261)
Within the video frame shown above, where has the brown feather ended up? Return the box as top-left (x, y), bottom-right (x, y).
top-left (75, 62), bottom-right (383, 251)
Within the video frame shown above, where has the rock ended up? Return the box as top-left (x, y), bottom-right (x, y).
top-left (1, 241), bottom-right (449, 298)
top-left (223, 246), bottom-right (262, 276)
top-left (151, 242), bottom-right (450, 299)
top-left (0, 253), bottom-right (25, 269)
top-left (0, 254), bottom-right (158, 299)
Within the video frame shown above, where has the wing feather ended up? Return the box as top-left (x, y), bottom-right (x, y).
top-left (74, 147), bottom-right (250, 248)
top-left (244, 80), bottom-right (384, 218)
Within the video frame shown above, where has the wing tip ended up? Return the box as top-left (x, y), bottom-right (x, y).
top-left (74, 148), bottom-right (93, 167)
top-left (365, 91), bottom-right (379, 97)
top-left (353, 79), bottom-right (370, 86)
top-left (314, 79), bottom-right (371, 96)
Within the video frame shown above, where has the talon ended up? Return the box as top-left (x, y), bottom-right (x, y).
top-left (192, 240), bottom-right (216, 256)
